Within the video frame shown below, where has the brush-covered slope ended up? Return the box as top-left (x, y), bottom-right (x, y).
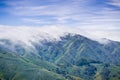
top-left (30, 34), bottom-right (120, 65)
top-left (0, 50), bottom-right (66, 80)
top-left (0, 33), bottom-right (120, 80)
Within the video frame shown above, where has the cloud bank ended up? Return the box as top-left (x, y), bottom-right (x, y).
top-left (0, 25), bottom-right (120, 46)
top-left (0, 0), bottom-right (120, 46)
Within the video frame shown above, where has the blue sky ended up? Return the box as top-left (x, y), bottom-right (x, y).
top-left (0, 0), bottom-right (120, 42)
top-left (0, 0), bottom-right (120, 27)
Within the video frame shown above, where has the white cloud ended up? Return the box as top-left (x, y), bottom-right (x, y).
top-left (22, 18), bottom-right (50, 24)
top-left (0, 25), bottom-right (120, 47)
top-left (0, 0), bottom-right (120, 46)
top-left (107, 0), bottom-right (120, 7)
top-left (1, 0), bottom-right (119, 27)
top-left (4, 0), bottom-right (92, 18)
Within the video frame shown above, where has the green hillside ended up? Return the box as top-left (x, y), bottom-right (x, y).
top-left (0, 34), bottom-right (120, 80)
top-left (0, 50), bottom-right (66, 80)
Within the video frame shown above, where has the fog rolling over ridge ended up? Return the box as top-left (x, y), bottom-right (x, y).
top-left (0, 25), bottom-right (120, 46)
top-left (0, 25), bottom-right (120, 80)
top-left (0, 0), bottom-right (120, 80)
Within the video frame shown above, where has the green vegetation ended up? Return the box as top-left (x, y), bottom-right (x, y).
top-left (0, 34), bottom-right (120, 80)
top-left (0, 50), bottom-right (66, 80)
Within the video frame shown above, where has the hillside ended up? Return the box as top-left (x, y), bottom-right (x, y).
top-left (0, 33), bottom-right (120, 80)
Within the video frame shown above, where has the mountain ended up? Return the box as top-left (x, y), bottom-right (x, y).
top-left (0, 32), bottom-right (120, 80)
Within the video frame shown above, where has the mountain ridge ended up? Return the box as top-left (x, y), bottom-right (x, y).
top-left (0, 33), bottom-right (120, 80)
top-left (0, 33), bottom-right (120, 64)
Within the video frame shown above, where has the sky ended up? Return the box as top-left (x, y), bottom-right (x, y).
top-left (0, 0), bottom-right (120, 42)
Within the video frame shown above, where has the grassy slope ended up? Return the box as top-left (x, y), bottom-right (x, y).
top-left (0, 50), bottom-right (66, 80)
